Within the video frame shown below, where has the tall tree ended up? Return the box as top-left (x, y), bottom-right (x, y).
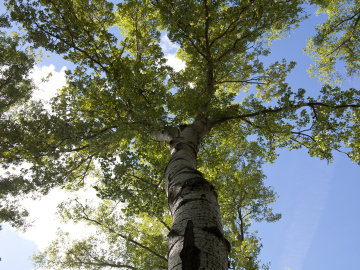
top-left (32, 140), bottom-right (280, 269)
top-left (2, 0), bottom-right (360, 269)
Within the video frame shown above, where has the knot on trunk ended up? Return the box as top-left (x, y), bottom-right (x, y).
top-left (180, 220), bottom-right (200, 270)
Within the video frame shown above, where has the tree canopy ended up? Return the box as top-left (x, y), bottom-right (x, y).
top-left (1, 0), bottom-right (360, 269)
top-left (0, 13), bottom-right (37, 231)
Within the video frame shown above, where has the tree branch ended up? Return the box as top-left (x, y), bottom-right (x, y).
top-left (74, 200), bottom-right (168, 263)
top-left (210, 102), bottom-right (360, 127)
top-left (129, 174), bottom-right (159, 188)
top-left (209, 5), bottom-right (250, 48)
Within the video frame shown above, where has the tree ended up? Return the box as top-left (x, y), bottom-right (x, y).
top-left (31, 140), bottom-right (280, 269)
top-left (0, 12), bottom-right (37, 231)
top-left (2, 0), bottom-right (360, 269)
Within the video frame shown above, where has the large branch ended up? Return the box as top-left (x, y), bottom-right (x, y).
top-left (66, 247), bottom-right (140, 270)
top-left (216, 21), bottom-right (268, 62)
top-left (176, 21), bottom-right (208, 61)
top-left (210, 101), bottom-right (360, 127)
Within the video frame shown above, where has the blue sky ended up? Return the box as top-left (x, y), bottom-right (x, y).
top-left (257, 149), bottom-right (360, 269)
top-left (1, 2), bottom-right (360, 270)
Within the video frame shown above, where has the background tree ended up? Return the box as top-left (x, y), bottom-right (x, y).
top-left (305, 0), bottom-right (360, 84)
top-left (0, 12), bottom-right (37, 231)
top-left (1, 0), bottom-right (360, 269)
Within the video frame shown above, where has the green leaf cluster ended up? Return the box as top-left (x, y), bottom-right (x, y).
top-left (0, 13), bottom-right (38, 230)
top-left (33, 198), bottom-right (169, 269)
top-left (305, 0), bottom-right (360, 84)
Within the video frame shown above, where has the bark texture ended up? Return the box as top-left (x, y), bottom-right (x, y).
top-left (165, 118), bottom-right (230, 270)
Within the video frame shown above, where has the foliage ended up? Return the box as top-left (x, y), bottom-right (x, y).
top-left (305, 0), bottom-right (360, 84)
top-left (33, 198), bottom-right (169, 269)
top-left (0, 13), bottom-right (37, 231)
top-left (0, 14), bottom-right (36, 114)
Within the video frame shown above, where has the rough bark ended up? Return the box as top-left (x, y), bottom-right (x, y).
top-left (164, 118), bottom-right (230, 270)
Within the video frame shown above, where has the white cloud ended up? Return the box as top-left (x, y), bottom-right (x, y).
top-left (30, 65), bottom-right (67, 104)
top-left (160, 34), bottom-right (180, 55)
top-left (160, 33), bottom-right (185, 72)
top-left (18, 185), bottom-right (100, 250)
top-left (165, 54), bottom-right (186, 72)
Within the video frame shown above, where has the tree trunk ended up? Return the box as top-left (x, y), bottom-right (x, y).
top-left (165, 118), bottom-right (230, 270)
